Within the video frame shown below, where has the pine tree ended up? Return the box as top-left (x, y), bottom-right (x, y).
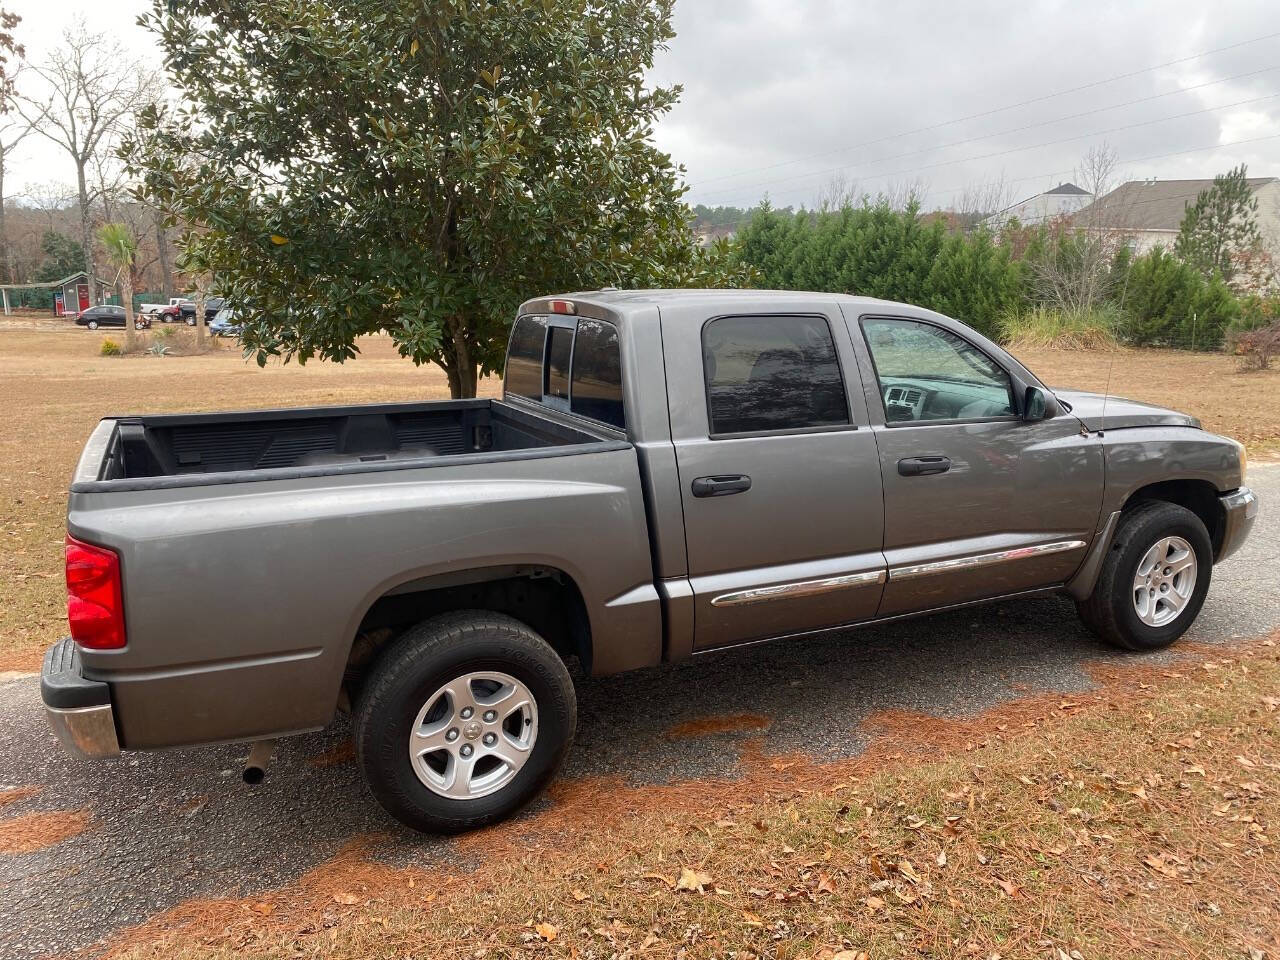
top-left (1174, 165), bottom-right (1263, 286)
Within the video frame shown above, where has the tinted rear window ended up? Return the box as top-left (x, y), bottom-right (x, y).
top-left (570, 319), bottom-right (625, 429)
top-left (505, 316), bottom-right (546, 399)
top-left (544, 326), bottom-right (573, 402)
top-left (702, 315), bottom-right (848, 435)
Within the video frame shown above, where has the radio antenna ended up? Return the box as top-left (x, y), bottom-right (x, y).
top-left (1098, 350), bottom-right (1115, 436)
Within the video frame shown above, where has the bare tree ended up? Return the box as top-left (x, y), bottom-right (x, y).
top-left (0, 68), bottom-right (32, 281)
top-left (877, 177), bottom-right (930, 213)
top-left (17, 20), bottom-right (160, 302)
top-left (954, 173), bottom-right (1013, 232)
top-left (19, 180), bottom-right (75, 232)
top-left (1029, 143), bottom-right (1131, 313)
top-left (814, 172), bottom-right (862, 212)
top-left (0, 10), bottom-right (25, 283)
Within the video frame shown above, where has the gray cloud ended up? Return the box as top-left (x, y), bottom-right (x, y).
top-left (653, 0), bottom-right (1280, 210)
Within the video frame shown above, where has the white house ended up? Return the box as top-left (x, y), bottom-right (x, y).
top-left (1071, 176), bottom-right (1280, 256)
top-left (981, 182), bottom-right (1092, 230)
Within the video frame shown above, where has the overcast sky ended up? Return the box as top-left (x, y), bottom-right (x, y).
top-left (8, 0), bottom-right (1280, 213)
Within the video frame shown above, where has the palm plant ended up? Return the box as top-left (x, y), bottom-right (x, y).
top-left (98, 223), bottom-right (139, 351)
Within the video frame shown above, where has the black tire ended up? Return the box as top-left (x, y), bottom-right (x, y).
top-left (354, 611), bottom-right (576, 833)
top-left (87, 320), bottom-right (98, 330)
top-left (1076, 501), bottom-right (1213, 651)
top-left (185, 316), bottom-right (196, 326)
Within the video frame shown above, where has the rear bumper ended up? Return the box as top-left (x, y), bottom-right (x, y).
top-left (1217, 486), bottom-right (1259, 562)
top-left (41, 638), bottom-right (120, 759)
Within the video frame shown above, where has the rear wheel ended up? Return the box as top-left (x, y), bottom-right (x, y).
top-left (1076, 501), bottom-right (1212, 651)
top-left (355, 611), bottom-right (576, 833)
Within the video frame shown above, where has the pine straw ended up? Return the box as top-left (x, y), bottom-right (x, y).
top-left (0, 786), bottom-right (40, 811)
top-left (664, 713), bottom-right (772, 740)
top-left (100, 631), bottom-right (1280, 960)
top-left (308, 740), bottom-right (357, 769)
top-left (0, 808), bottom-right (91, 854)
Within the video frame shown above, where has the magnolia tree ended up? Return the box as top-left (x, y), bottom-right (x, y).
top-left (129, 0), bottom-right (749, 396)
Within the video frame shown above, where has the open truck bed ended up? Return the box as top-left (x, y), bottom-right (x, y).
top-left (74, 398), bottom-right (621, 491)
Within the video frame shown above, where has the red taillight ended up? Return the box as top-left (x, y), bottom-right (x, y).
top-left (65, 534), bottom-right (126, 650)
top-left (548, 299), bottom-right (576, 315)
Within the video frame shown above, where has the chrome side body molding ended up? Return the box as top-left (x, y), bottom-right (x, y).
top-left (711, 540), bottom-right (1088, 608)
top-left (710, 570), bottom-right (886, 607)
top-left (888, 540), bottom-right (1088, 582)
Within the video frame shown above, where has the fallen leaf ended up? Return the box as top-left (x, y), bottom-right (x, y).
top-left (534, 921), bottom-right (558, 942)
top-left (571, 889), bottom-right (589, 902)
top-left (897, 860), bottom-right (921, 884)
top-left (332, 893), bottom-right (359, 906)
top-left (817, 872), bottom-right (837, 894)
top-left (249, 902), bottom-right (274, 916)
top-left (642, 872), bottom-right (673, 887)
top-left (676, 867), bottom-right (713, 893)
top-left (833, 952), bottom-right (869, 960)
top-left (1236, 755), bottom-right (1257, 768)
top-left (742, 911), bottom-right (764, 926)
top-left (937, 850), bottom-right (947, 867)
top-left (995, 877), bottom-right (1022, 898)
top-left (865, 895), bottom-right (885, 911)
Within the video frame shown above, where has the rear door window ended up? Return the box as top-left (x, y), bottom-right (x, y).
top-left (702, 315), bottom-right (849, 435)
top-left (570, 319), bottom-right (625, 428)
top-left (505, 315), bottom-right (547, 400)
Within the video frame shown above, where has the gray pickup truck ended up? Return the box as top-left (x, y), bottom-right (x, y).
top-left (44, 289), bottom-right (1258, 832)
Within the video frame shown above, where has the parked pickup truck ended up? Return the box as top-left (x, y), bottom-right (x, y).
top-left (44, 290), bottom-right (1258, 833)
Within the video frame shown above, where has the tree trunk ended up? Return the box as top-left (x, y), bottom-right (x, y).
top-left (0, 143), bottom-right (8, 284)
top-left (122, 270), bottom-right (137, 353)
top-left (75, 159), bottom-right (95, 301)
top-left (441, 317), bottom-right (478, 398)
top-left (192, 277), bottom-right (207, 349)
top-left (154, 211), bottom-right (173, 299)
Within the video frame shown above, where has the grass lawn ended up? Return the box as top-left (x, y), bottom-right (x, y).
top-left (3, 323), bottom-right (1277, 672)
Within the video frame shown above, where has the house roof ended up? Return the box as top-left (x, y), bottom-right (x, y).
top-left (1075, 177), bottom-right (1279, 232)
top-left (1043, 182), bottom-right (1090, 196)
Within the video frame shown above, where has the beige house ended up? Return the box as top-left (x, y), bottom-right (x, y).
top-left (1072, 176), bottom-right (1280, 256)
top-left (981, 182), bottom-right (1093, 230)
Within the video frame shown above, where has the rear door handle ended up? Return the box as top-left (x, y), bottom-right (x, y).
top-left (691, 474), bottom-right (752, 498)
top-left (898, 456), bottom-right (951, 477)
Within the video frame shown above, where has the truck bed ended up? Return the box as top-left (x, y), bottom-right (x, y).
top-left (76, 398), bottom-right (621, 490)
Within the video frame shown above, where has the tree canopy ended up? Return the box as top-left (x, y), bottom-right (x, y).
top-left (130, 0), bottom-right (748, 396)
top-left (1174, 164), bottom-right (1263, 287)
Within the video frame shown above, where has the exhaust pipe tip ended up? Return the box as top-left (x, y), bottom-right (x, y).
top-left (242, 739), bottom-right (277, 785)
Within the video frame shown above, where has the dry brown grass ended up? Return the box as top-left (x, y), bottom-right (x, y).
top-left (5, 323), bottom-right (1276, 671)
top-left (99, 633), bottom-right (1280, 960)
top-left (0, 808), bottom-right (91, 854)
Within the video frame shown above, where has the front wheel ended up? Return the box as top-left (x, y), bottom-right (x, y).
top-left (1076, 501), bottom-right (1212, 651)
top-left (355, 611), bottom-right (576, 833)
top-left (87, 320), bottom-right (98, 330)
top-left (185, 316), bottom-right (196, 326)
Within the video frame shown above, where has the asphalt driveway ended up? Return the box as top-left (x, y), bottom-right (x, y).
top-left (2, 466), bottom-right (1276, 960)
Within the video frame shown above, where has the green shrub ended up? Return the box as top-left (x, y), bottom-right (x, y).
top-left (1116, 247), bottom-right (1239, 349)
top-left (99, 339), bottom-right (122, 357)
top-left (998, 305), bottom-right (1122, 350)
top-left (735, 202), bottom-right (1024, 339)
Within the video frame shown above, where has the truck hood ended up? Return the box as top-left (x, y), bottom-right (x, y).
top-left (1053, 390), bottom-right (1201, 431)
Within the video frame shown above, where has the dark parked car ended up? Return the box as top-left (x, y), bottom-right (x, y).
top-left (179, 297), bottom-right (225, 325)
top-left (73, 305), bottom-right (151, 330)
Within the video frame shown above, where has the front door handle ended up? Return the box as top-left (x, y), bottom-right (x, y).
top-left (691, 474), bottom-right (752, 498)
top-left (898, 456), bottom-right (951, 477)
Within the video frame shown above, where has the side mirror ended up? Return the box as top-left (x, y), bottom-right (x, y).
top-left (1023, 386), bottom-right (1048, 422)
